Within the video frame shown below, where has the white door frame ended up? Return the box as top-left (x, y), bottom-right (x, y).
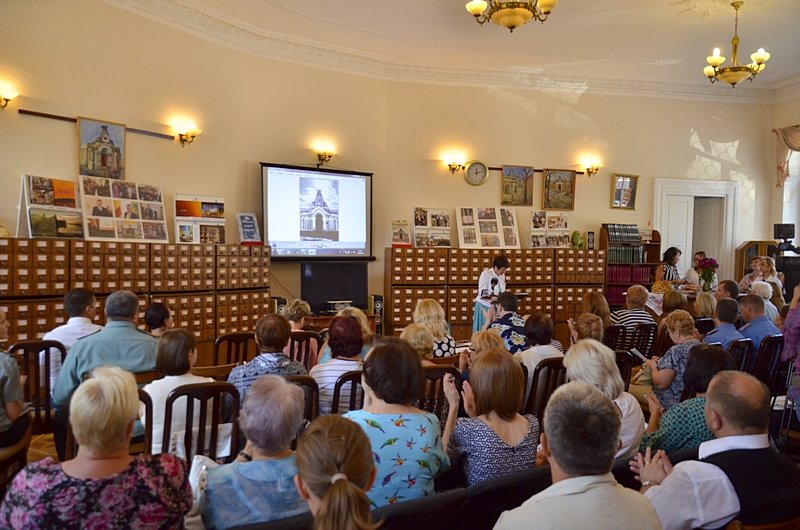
top-left (653, 179), bottom-right (738, 282)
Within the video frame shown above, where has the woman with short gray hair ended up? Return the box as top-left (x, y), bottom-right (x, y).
top-left (201, 375), bottom-right (308, 528)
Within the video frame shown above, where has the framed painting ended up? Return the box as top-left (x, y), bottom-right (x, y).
top-left (78, 117), bottom-right (126, 180)
top-left (501, 165), bottom-right (534, 206)
top-left (611, 173), bottom-right (639, 209)
top-left (542, 169), bottom-right (576, 210)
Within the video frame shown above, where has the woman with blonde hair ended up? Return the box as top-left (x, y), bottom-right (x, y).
top-left (316, 306), bottom-right (373, 364)
top-left (459, 329), bottom-right (505, 374)
top-left (583, 292), bottom-right (612, 328)
top-left (399, 324), bottom-right (436, 366)
top-left (294, 415), bottom-right (377, 530)
top-left (413, 298), bottom-right (457, 358)
top-left (645, 309), bottom-right (700, 410)
top-left (564, 339), bottom-right (645, 459)
top-left (282, 299), bottom-right (319, 365)
top-left (755, 256), bottom-right (782, 291)
top-left (693, 292), bottom-right (716, 319)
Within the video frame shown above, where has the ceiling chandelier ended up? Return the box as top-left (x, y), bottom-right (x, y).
top-left (703, 0), bottom-right (770, 86)
top-left (465, 0), bottom-right (558, 32)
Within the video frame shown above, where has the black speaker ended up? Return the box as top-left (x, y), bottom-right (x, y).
top-left (368, 294), bottom-right (383, 335)
top-left (774, 223), bottom-right (795, 240)
top-left (272, 296), bottom-right (287, 315)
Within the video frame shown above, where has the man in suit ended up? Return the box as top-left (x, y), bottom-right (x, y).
top-left (124, 204), bottom-right (139, 219)
top-left (92, 199), bottom-right (110, 217)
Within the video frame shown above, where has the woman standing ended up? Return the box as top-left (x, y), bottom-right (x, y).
top-left (654, 247), bottom-right (683, 284)
top-left (473, 255), bottom-right (509, 333)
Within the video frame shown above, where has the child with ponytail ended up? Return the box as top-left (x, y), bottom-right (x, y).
top-left (294, 415), bottom-right (378, 530)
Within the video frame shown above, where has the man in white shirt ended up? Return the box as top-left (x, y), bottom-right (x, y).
top-left (633, 371), bottom-right (800, 529)
top-left (41, 288), bottom-right (102, 394)
top-left (494, 381), bottom-right (661, 530)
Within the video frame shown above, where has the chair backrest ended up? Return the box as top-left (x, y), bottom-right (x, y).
top-left (630, 323), bottom-right (658, 359)
top-left (429, 354), bottom-right (459, 367)
top-left (0, 416), bottom-right (32, 498)
top-left (134, 370), bottom-right (161, 385)
top-left (602, 325), bottom-right (627, 351)
top-left (463, 465), bottom-right (552, 530)
top-left (330, 370), bottom-right (364, 414)
top-left (417, 365), bottom-right (461, 422)
top-left (750, 335), bottom-right (786, 395)
top-left (287, 331), bottom-right (321, 370)
top-left (522, 357), bottom-right (568, 426)
top-left (213, 332), bottom-right (257, 365)
top-left (651, 324), bottom-right (675, 358)
top-left (162, 382), bottom-right (240, 463)
top-left (728, 338), bottom-right (755, 371)
top-left (7, 340), bottom-right (67, 434)
top-left (725, 514), bottom-right (800, 530)
top-left (374, 487), bottom-right (467, 530)
top-left (695, 318), bottom-right (716, 336)
top-left (285, 375), bottom-right (319, 422)
top-left (615, 350), bottom-right (634, 392)
top-left (192, 363), bottom-right (240, 382)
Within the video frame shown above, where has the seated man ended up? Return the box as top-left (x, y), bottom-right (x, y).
top-left (494, 381), bottom-right (661, 530)
top-left (703, 298), bottom-right (744, 348)
top-left (488, 292), bottom-right (529, 354)
top-left (634, 371), bottom-right (800, 529)
top-left (738, 294), bottom-right (780, 350)
top-left (714, 279), bottom-right (739, 301)
top-left (609, 285), bottom-right (656, 348)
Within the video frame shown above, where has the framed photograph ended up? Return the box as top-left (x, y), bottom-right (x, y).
top-left (542, 169), bottom-right (576, 210)
top-left (612, 174), bottom-right (639, 209)
top-left (78, 117), bottom-right (125, 180)
top-left (501, 165), bottom-right (534, 206)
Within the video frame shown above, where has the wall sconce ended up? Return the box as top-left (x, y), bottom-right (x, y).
top-left (580, 156), bottom-right (603, 177)
top-left (447, 162), bottom-right (466, 174)
top-left (177, 129), bottom-right (201, 147)
top-left (0, 83), bottom-right (19, 110)
top-left (585, 163), bottom-right (602, 177)
top-left (442, 151), bottom-right (467, 174)
top-left (316, 151), bottom-right (334, 168)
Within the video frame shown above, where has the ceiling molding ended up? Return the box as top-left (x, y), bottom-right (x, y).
top-left (103, 0), bottom-right (780, 105)
top-left (773, 77), bottom-right (800, 105)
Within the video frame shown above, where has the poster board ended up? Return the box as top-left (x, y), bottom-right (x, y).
top-left (236, 213), bottom-right (262, 244)
top-left (530, 211), bottom-right (570, 248)
top-left (17, 175), bottom-right (84, 239)
top-left (412, 207), bottom-right (451, 248)
top-left (175, 194), bottom-right (226, 244)
top-left (79, 176), bottom-right (168, 242)
top-left (456, 207), bottom-right (520, 249)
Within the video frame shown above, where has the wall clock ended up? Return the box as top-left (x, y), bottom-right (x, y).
top-left (464, 160), bottom-right (489, 186)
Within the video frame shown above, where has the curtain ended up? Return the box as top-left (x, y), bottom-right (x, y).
top-left (772, 125), bottom-right (800, 186)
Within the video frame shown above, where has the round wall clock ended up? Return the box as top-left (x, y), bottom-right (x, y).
top-left (464, 160), bottom-right (489, 186)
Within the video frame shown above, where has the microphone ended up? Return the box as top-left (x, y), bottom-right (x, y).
top-left (490, 277), bottom-right (498, 294)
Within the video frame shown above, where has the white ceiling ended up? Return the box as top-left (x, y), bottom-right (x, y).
top-left (107, 0), bottom-right (800, 102)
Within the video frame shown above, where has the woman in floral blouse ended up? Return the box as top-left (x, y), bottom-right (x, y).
top-left (644, 310), bottom-right (701, 410)
top-left (0, 366), bottom-right (191, 529)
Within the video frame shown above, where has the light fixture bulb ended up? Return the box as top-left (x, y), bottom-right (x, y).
top-left (465, 0), bottom-right (488, 16)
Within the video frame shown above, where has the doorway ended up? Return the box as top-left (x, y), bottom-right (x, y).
top-left (692, 197), bottom-right (724, 267)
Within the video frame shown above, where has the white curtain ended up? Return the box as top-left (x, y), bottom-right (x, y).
top-left (773, 125), bottom-right (800, 186)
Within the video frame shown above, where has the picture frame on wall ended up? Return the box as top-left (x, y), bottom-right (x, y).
top-left (542, 169), bottom-right (576, 210)
top-left (612, 173), bottom-right (639, 209)
top-left (77, 117), bottom-right (126, 180)
top-left (500, 165), bottom-right (534, 206)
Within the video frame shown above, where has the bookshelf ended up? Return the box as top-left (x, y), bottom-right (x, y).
top-left (599, 226), bottom-right (661, 307)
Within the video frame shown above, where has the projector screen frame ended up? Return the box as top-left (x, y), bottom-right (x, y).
top-left (260, 162), bottom-right (374, 262)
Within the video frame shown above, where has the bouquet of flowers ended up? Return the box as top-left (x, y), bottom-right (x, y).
top-left (698, 257), bottom-right (719, 291)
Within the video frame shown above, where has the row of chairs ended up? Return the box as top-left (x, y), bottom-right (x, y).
top-left (213, 330), bottom-right (322, 369)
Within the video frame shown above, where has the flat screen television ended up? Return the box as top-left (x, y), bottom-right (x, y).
top-left (300, 261), bottom-right (368, 314)
top-left (261, 162), bottom-right (373, 260)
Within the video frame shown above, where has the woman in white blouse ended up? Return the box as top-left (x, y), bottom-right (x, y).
top-left (473, 255), bottom-right (509, 333)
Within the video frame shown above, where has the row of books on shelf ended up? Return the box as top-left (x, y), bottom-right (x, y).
top-left (607, 245), bottom-right (647, 264)
top-left (602, 223), bottom-right (642, 243)
top-left (606, 265), bottom-right (652, 284)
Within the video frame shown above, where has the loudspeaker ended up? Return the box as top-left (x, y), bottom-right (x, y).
top-left (272, 296), bottom-right (287, 315)
top-left (368, 294), bottom-right (383, 335)
top-left (774, 223), bottom-right (795, 240)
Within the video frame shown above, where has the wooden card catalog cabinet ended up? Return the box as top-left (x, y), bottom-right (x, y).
top-left (387, 248), bottom-right (448, 285)
top-left (530, 286), bottom-right (555, 318)
top-left (389, 287), bottom-right (447, 328)
top-left (447, 287), bottom-right (475, 325)
top-left (530, 249), bottom-right (554, 284)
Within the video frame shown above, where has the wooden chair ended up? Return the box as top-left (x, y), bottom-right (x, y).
top-left (330, 370), bottom-right (364, 414)
top-left (373, 487), bottom-right (467, 530)
top-left (630, 323), bottom-right (658, 359)
top-left (192, 363), bottom-right (239, 381)
top-left (615, 350), bottom-right (634, 392)
top-left (7, 340), bottom-right (68, 435)
top-left (286, 375), bottom-right (319, 422)
top-left (695, 317), bottom-right (715, 336)
top-left (522, 357), bottom-right (568, 426)
top-left (0, 415), bottom-right (33, 497)
top-left (429, 354), bottom-right (460, 367)
top-left (651, 324), bottom-right (675, 358)
top-left (463, 465), bottom-right (552, 530)
top-left (134, 370), bottom-right (161, 385)
top-left (213, 332), bottom-right (257, 366)
top-left (287, 331), bottom-right (321, 370)
top-left (726, 514), bottom-right (800, 530)
top-left (749, 335), bottom-right (786, 397)
top-left (728, 338), bottom-right (755, 371)
top-left (417, 365), bottom-right (461, 422)
top-left (162, 382), bottom-right (240, 463)
top-left (602, 325), bottom-right (627, 351)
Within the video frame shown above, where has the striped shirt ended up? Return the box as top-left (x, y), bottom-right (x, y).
top-left (309, 358), bottom-right (362, 415)
top-left (610, 308), bottom-right (656, 348)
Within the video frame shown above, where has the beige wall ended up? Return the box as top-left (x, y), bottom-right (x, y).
top-left (0, 1), bottom-right (780, 298)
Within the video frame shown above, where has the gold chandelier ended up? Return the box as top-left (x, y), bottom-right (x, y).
top-left (703, 1), bottom-right (770, 86)
top-left (465, 0), bottom-right (558, 32)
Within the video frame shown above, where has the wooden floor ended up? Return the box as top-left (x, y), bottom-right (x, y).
top-left (28, 434), bottom-right (58, 462)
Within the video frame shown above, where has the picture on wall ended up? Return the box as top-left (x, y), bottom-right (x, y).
top-left (500, 165), bottom-right (534, 206)
top-left (612, 173), bottom-right (639, 209)
top-left (531, 210), bottom-right (546, 229)
top-left (391, 219), bottom-right (412, 248)
top-left (80, 176), bottom-right (167, 242)
top-left (456, 206), bottom-right (519, 249)
top-left (542, 169), bottom-right (576, 210)
top-left (78, 117), bottom-right (125, 180)
top-left (412, 207), bottom-right (451, 247)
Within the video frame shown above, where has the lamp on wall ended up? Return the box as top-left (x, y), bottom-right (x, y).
top-left (0, 82), bottom-right (19, 110)
top-left (703, 1), bottom-right (770, 86)
top-left (177, 129), bottom-right (201, 147)
top-left (465, 0), bottom-right (558, 32)
top-left (316, 151), bottom-right (334, 167)
top-left (170, 118), bottom-right (201, 148)
top-left (580, 156), bottom-right (602, 177)
top-left (311, 140), bottom-right (337, 167)
top-left (442, 151), bottom-right (467, 174)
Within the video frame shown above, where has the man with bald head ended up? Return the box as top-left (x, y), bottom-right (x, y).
top-left (633, 371), bottom-right (800, 529)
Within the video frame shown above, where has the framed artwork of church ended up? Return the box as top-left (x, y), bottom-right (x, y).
top-left (78, 117), bottom-right (126, 180)
top-left (542, 169), bottom-right (576, 210)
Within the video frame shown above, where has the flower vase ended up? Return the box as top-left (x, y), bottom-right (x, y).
top-left (702, 280), bottom-right (712, 292)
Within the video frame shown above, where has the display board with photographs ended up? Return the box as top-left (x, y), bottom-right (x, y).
top-left (457, 207), bottom-right (520, 249)
top-left (391, 219), bottom-right (412, 248)
top-left (412, 207), bottom-right (451, 248)
top-left (530, 210), bottom-right (570, 248)
top-left (175, 194), bottom-right (226, 244)
top-left (79, 176), bottom-right (168, 242)
top-left (17, 175), bottom-right (84, 239)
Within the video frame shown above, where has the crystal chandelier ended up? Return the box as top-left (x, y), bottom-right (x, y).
top-left (703, 1), bottom-right (770, 86)
top-left (465, 0), bottom-right (558, 32)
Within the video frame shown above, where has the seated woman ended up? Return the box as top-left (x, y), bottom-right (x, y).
top-left (344, 339), bottom-right (448, 507)
top-left (738, 256), bottom-right (762, 293)
top-left (683, 251), bottom-right (718, 289)
top-left (310, 317), bottom-right (364, 415)
top-left (751, 280), bottom-right (780, 323)
top-left (755, 256), bottom-right (782, 292)
top-left (583, 292), bottom-right (612, 328)
top-left (515, 314), bottom-right (562, 401)
top-left (201, 376), bottom-right (308, 528)
top-left (693, 292), bottom-right (716, 319)
top-left (567, 312), bottom-right (603, 343)
top-left (399, 324), bottom-right (437, 366)
top-left (142, 328), bottom-right (213, 454)
top-left (644, 310), bottom-right (700, 411)
top-left (294, 415), bottom-right (377, 530)
top-left (413, 298), bottom-right (457, 358)
top-left (282, 299), bottom-right (319, 367)
top-left (144, 302), bottom-right (174, 338)
top-left (564, 339), bottom-right (644, 459)
top-left (0, 310), bottom-right (30, 449)
top-left (459, 329), bottom-right (505, 375)
top-left (654, 247), bottom-right (684, 285)
top-left (0, 366), bottom-right (192, 527)
top-left (316, 307), bottom-right (373, 365)
top-left (443, 349), bottom-right (539, 487)
top-left (658, 289), bottom-right (688, 330)
top-left (770, 281), bottom-right (786, 314)
top-left (640, 344), bottom-right (735, 453)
